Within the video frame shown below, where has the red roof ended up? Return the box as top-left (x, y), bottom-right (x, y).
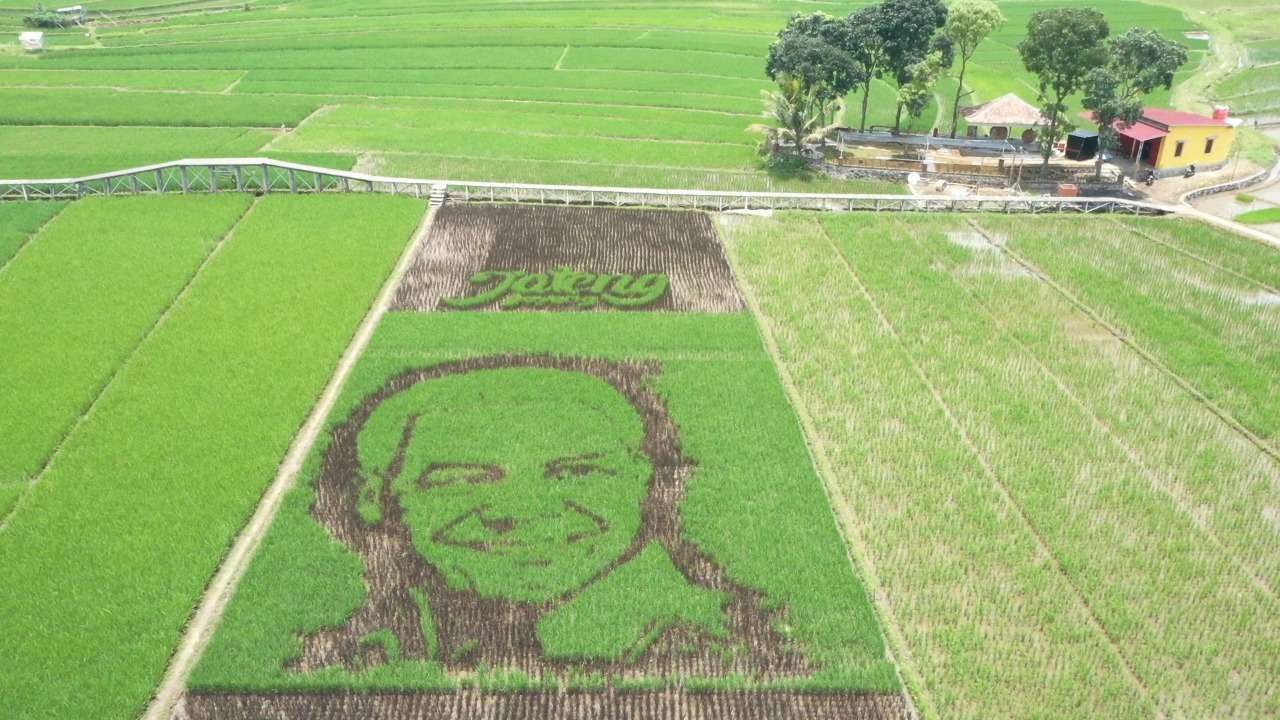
top-left (1080, 108), bottom-right (1228, 130)
top-left (1139, 108), bottom-right (1226, 127)
top-left (1115, 121), bottom-right (1168, 142)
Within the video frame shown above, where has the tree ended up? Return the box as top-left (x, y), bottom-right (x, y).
top-left (898, 52), bottom-right (947, 131)
top-left (1082, 28), bottom-right (1188, 179)
top-left (755, 75), bottom-right (839, 157)
top-left (766, 24), bottom-right (865, 123)
top-left (839, 6), bottom-right (889, 132)
top-left (943, 0), bottom-right (1005, 138)
top-left (873, 0), bottom-right (951, 133)
top-left (1018, 8), bottom-right (1109, 167)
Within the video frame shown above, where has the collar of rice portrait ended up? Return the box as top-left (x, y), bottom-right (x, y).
top-left (443, 268), bottom-right (671, 309)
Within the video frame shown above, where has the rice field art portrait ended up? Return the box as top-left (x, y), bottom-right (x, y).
top-left (292, 354), bottom-right (809, 678)
top-left (184, 206), bottom-right (909, 720)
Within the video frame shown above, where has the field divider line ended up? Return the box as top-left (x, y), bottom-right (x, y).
top-left (721, 217), bottom-right (931, 720)
top-left (1104, 216), bottom-right (1280, 295)
top-left (220, 70), bottom-right (248, 95)
top-left (0, 197), bottom-right (260, 534)
top-left (0, 201), bottom-right (68, 278)
top-left (820, 221), bottom-right (1164, 718)
top-left (258, 103), bottom-right (334, 152)
top-left (144, 203), bottom-right (438, 720)
top-left (968, 218), bottom-right (1280, 466)
top-left (911, 219), bottom-right (1277, 603)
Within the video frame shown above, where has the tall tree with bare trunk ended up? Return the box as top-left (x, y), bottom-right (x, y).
top-left (944, 0), bottom-right (1004, 138)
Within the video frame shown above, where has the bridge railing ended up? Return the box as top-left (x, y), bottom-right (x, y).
top-left (0, 158), bottom-right (1174, 215)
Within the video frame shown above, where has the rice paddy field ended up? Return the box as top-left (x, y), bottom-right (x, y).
top-left (0, 0), bottom-right (1205, 190)
top-left (0, 190), bottom-right (1276, 720)
top-left (0, 2), bottom-right (1277, 720)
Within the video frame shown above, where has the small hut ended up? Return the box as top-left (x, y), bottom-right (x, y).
top-left (960, 93), bottom-right (1046, 142)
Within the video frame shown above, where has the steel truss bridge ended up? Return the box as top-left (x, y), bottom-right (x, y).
top-left (0, 158), bottom-right (1173, 215)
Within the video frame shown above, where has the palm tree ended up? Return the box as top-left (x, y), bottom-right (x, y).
top-left (754, 75), bottom-right (839, 157)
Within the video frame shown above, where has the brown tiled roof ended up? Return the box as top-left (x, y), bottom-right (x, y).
top-left (961, 93), bottom-right (1047, 126)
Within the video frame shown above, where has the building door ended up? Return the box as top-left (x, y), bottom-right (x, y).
top-left (1142, 138), bottom-right (1162, 166)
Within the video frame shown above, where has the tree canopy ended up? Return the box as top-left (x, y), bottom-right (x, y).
top-left (766, 15), bottom-right (868, 102)
top-left (874, 0), bottom-right (952, 131)
top-left (1019, 7), bottom-right (1110, 166)
top-left (1082, 28), bottom-right (1188, 178)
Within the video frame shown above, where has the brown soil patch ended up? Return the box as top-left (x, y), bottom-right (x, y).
top-left (182, 688), bottom-right (912, 719)
top-left (392, 205), bottom-right (744, 312)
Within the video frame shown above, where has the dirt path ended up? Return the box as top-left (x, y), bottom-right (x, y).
top-left (144, 204), bottom-right (439, 720)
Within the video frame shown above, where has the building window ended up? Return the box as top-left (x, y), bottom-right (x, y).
top-left (1175, 140), bottom-right (1185, 158)
top-left (1205, 137), bottom-right (1215, 154)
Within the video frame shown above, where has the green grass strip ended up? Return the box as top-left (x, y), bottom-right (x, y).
top-left (0, 195), bottom-right (250, 488)
top-left (1234, 207), bottom-right (1280, 225)
top-left (0, 194), bottom-right (425, 720)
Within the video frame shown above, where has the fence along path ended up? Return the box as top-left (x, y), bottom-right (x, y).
top-left (0, 158), bottom-right (1175, 215)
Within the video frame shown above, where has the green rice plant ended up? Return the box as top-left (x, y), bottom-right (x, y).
top-left (273, 125), bottom-right (756, 170)
top-left (0, 194), bottom-right (425, 720)
top-left (721, 212), bottom-right (1151, 720)
top-left (0, 199), bottom-right (63, 268)
top-left (0, 88), bottom-right (319, 127)
top-left (313, 104), bottom-right (756, 145)
top-left (831, 213), bottom-right (1278, 718)
top-left (1119, 217), bottom-right (1280, 290)
top-left (0, 195), bottom-right (250, 490)
top-left (0, 68), bottom-right (244, 91)
top-left (0, 126), bottom-right (274, 179)
top-left (983, 215), bottom-right (1280, 448)
top-left (232, 78), bottom-right (763, 115)
top-left (368, 152), bottom-right (903, 193)
top-left (724, 211), bottom-right (1280, 719)
top-left (24, 45), bottom-right (567, 70)
top-left (1216, 64), bottom-right (1280, 100)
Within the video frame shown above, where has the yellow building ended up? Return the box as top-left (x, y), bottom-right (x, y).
top-left (1113, 107), bottom-right (1236, 175)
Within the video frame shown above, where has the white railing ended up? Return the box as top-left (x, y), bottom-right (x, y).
top-left (0, 158), bottom-right (1175, 215)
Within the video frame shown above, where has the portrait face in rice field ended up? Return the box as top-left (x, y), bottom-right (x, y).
top-left (356, 367), bottom-right (651, 602)
top-left (292, 355), bottom-right (808, 677)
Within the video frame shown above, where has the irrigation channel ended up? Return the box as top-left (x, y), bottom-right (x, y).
top-left (0, 158), bottom-right (1174, 215)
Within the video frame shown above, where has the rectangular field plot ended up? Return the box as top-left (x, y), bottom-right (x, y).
top-left (0, 195), bottom-right (249, 491)
top-left (0, 195), bottom-right (426, 720)
top-left (721, 212), bottom-right (1280, 720)
top-left (187, 205), bottom-right (906, 719)
top-left (0, 126), bottom-right (273, 179)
